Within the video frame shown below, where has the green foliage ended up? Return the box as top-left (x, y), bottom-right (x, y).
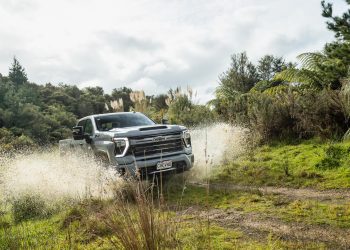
top-left (212, 140), bottom-right (350, 189)
top-left (213, 2), bottom-right (350, 142)
top-left (315, 144), bottom-right (347, 169)
top-left (0, 56), bottom-right (217, 145)
top-left (217, 52), bottom-right (259, 99)
top-left (275, 52), bottom-right (347, 89)
top-left (0, 128), bottom-right (35, 152)
top-left (11, 194), bottom-right (51, 223)
top-left (322, 0), bottom-right (350, 41)
top-left (167, 93), bottom-right (215, 127)
top-left (8, 57), bottom-right (27, 85)
top-left (109, 87), bottom-right (134, 111)
top-left (257, 55), bottom-right (293, 81)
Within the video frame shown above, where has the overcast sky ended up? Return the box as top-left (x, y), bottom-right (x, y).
top-left (0, 0), bottom-right (347, 102)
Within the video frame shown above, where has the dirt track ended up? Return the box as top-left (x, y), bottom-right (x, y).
top-left (179, 182), bottom-right (350, 248)
top-left (190, 181), bottom-right (350, 202)
top-left (178, 206), bottom-right (350, 248)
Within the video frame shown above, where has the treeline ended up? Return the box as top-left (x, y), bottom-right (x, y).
top-left (213, 0), bottom-right (350, 142)
top-left (0, 0), bottom-right (349, 150)
top-left (0, 60), bottom-right (214, 149)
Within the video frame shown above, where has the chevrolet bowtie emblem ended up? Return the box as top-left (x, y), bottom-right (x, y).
top-left (153, 136), bottom-right (166, 142)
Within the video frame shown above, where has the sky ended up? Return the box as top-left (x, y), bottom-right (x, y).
top-left (0, 0), bottom-right (347, 103)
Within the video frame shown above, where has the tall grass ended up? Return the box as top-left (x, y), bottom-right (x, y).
top-left (103, 181), bottom-right (182, 249)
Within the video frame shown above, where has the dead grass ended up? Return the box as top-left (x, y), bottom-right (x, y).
top-left (102, 180), bottom-right (182, 249)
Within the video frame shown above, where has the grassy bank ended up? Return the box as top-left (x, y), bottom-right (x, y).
top-left (212, 139), bottom-right (350, 189)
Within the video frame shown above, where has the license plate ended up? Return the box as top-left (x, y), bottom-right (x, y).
top-left (156, 160), bottom-right (172, 170)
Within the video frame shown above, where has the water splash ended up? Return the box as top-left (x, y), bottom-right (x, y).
top-left (0, 123), bottom-right (246, 204)
top-left (0, 150), bottom-right (120, 203)
top-left (190, 123), bottom-right (248, 179)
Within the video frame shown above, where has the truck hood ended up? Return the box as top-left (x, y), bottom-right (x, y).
top-left (101, 124), bottom-right (186, 138)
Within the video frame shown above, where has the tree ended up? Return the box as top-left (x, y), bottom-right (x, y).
top-left (322, 0), bottom-right (350, 41)
top-left (257, 55), bottom-right (293, 81)
top-left (275, 52), bottom-right (333, 89)
top-left (9, 57), bottom-right (28, 85)
top-left (150, 94), bottom-right (168, 111)
top-left (110, 87), bottom-right (134, 111)
top-left (217, 52), bottom-right (259, 100)
top-left (321, 0), bottom-right (350, 83)
top-left (276, 1), bottom-right (350, 89)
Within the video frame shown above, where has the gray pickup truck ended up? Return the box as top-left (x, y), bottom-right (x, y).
top-left (59, 112), bottom-right (194, 178)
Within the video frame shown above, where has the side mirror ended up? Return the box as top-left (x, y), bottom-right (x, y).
top-left (72, 126), bottom-right (84, 140)
top-left (161, 118), bottom-right (169, 125)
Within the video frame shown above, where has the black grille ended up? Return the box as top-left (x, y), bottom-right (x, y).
top-left (129, 133), bottom-right (184, 157)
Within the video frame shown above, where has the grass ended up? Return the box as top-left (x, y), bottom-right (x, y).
top-left (0, 203), bottom-right (327, 250)
top-left (166, 184), bottom-right (350, 229)
top-left (0, 181), bottom-right (329, 249)
top-left (2, 139), bottom-right (350, 248)
top-left (212, 139), bottom-right (350, 189)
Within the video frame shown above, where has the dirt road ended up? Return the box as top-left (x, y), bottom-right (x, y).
top-left (178, 206), bottom-right (350, 248)
top-left (190, 181), bottom-right (350, 202)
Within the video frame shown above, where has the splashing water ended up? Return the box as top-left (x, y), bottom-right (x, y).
top-left (0, 123), bottom-right (246, 204)
top-left (190, 123), bottom-right (248, 179)
top-left (0, 151), bottom-right (121, 204)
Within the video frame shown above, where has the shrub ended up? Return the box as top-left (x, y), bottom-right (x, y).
top-left (315, 145), bottom-right (345, 170)
top-left (11, 194), bottom-right (51, 223)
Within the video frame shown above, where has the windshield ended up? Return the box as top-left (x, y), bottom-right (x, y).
top-left (94, 113), bottom-right (155, 131)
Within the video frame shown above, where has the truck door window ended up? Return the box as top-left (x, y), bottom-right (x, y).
top-left (84, 119), bottom-right (93, 135)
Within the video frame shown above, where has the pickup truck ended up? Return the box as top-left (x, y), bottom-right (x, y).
top-left (59, 112), bottom-right (194, 178)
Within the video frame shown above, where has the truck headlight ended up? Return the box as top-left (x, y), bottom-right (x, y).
top-left (113, 137), bottom-right (129, 157)
top-left (182, 130), bottom-right (191, 148)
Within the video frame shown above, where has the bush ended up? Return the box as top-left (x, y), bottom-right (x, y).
top-left (315, 145), bottom-right (345, 170)
top-left (11, 194), bottom-right (51, 223)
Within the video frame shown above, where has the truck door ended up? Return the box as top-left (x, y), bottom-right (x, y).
top-left (74, 118), bottom-right (94, 154)
top-left (83, 118), bottom-right (94, 153)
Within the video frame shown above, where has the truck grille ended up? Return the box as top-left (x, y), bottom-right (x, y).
top-left (128, 132), bottom-right (184, 157)
top-left (138, 161), bottom-right (187, 178)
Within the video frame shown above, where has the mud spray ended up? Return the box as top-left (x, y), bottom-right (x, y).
top-left (0, 123), bottom-right (247, 204)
